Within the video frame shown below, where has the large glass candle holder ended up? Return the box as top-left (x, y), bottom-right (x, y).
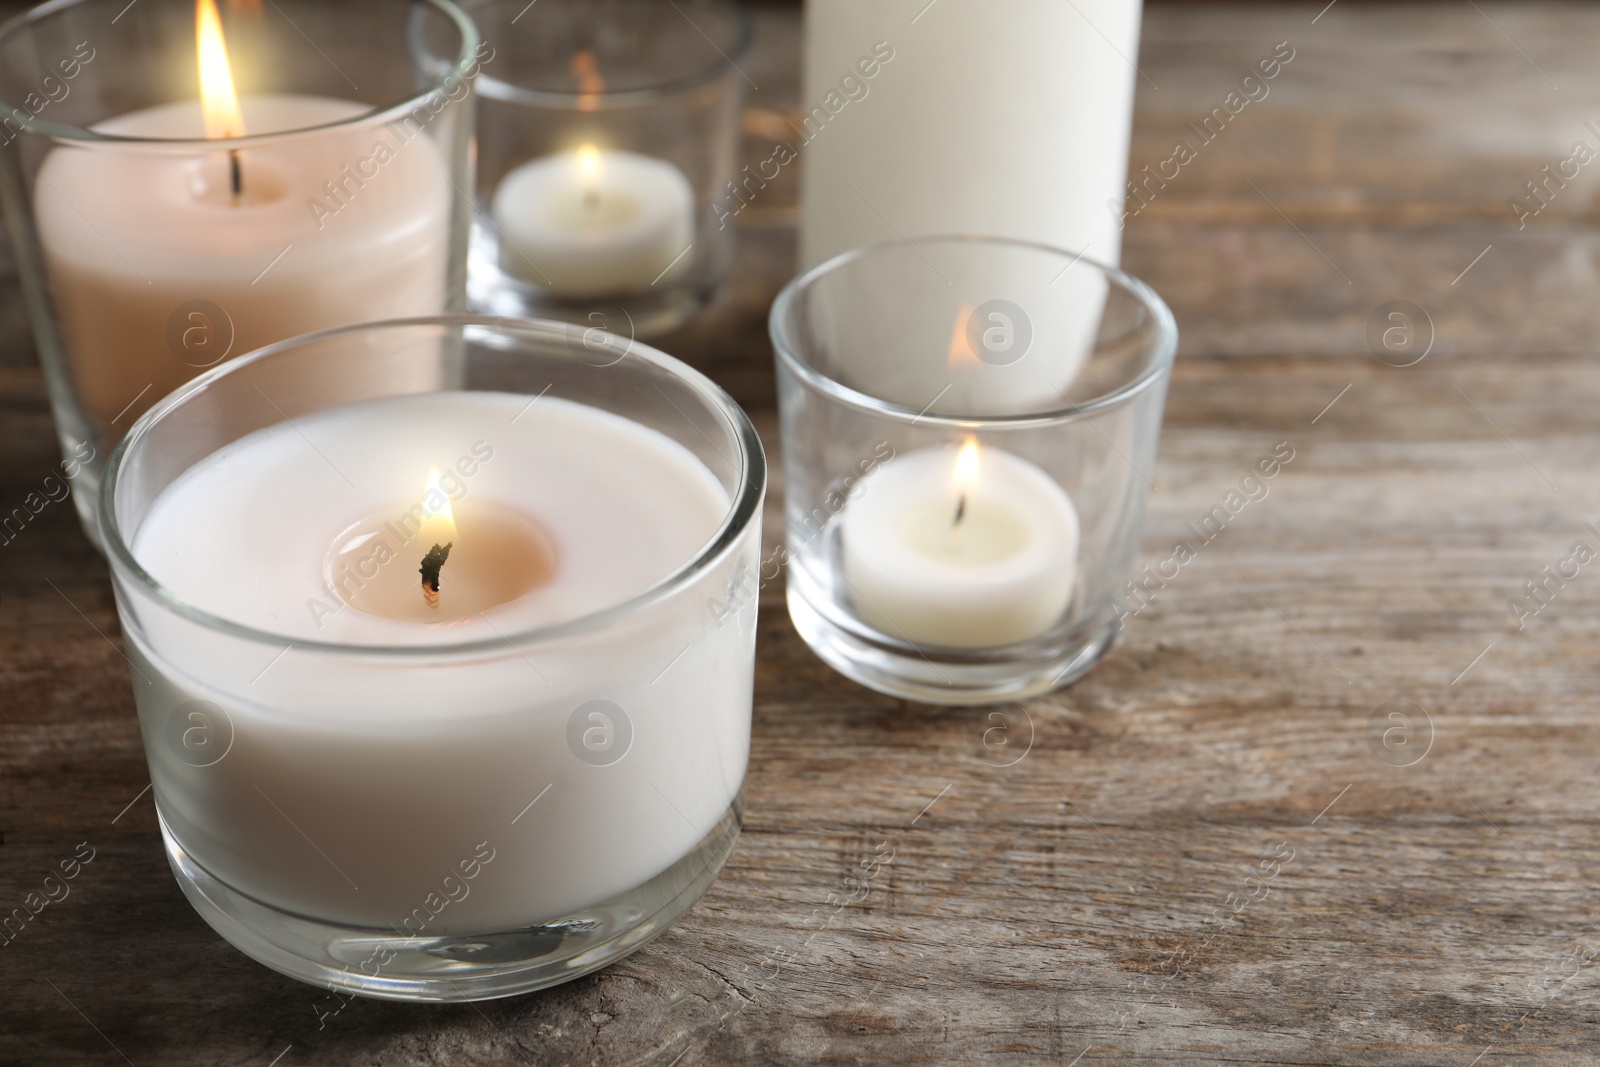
top-left (101, 317), bottom-right (764, 1001)
top-left (461, 0), bottom-right (749, 337)
top-left (771, 237), bottom-right (1177, 705)
top-left (0, 0), bottom-right (479, 548)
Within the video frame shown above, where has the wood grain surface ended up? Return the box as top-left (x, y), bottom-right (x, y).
top-left (5, 2), bottom-right (1600, 1064)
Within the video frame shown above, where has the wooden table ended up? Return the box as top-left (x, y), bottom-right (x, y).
top-left (5, 2), bottom-right (1598, 1063)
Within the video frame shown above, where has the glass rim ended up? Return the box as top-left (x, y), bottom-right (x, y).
top-left (0, 0), bottom-right (482, 147)
top-left (99, 314), bottom-right (767, 659)
top-left (769, 235), bottom-right (1180, 429)
top-left (467, 0), bottom-right (752, 109)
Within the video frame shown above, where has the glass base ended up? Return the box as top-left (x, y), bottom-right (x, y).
top-left (159, 798), bottom-right (742, 1002)
top-left (787, 586), bottom-right (1116, 705)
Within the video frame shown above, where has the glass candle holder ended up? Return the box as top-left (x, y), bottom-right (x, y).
top-left (460, 0), bottom-right (749, 337)
top-left (101, 316), bottom-right (765, 1001)
top-left (771, 236), bottom-right (1177, 705)
top-left (0, 0), bottom-right (479, 549)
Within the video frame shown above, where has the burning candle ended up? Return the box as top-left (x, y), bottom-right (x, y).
top-left (33, 0), bottom-right (452, 434)
top-left (326, 467), bottom-right (556, 624)
top-left (127, 389), bottom-right (750, 933)
top-left (839, 438), bottom-right (1079, 648)
top-left (100, 317), bottom-right (762, 997)
top-left (491, 143), bottom-right (695, 298)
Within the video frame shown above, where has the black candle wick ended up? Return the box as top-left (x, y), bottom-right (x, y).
top-left (952, 494), bottom-right (967, 527)
top-left (419, 542), bottom-right (453, 596)
top-left (228, 148), bottom-right (242, 200)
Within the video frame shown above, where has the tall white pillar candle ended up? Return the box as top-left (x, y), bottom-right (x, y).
top-left (798, 0), bottom-right (1142, 270)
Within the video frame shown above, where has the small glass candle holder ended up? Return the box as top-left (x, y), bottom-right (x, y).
top-left (0, 0), bottom-right (479, 549)
top-left (461, 0), bottom-right (749, 337)
top-left (771, 236), bottom-right (1178, 705)
top-left (101, 316), bottom-right (764, 1001)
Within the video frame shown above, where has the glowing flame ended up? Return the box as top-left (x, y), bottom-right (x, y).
top-left (572, 48), bottom-right (605, 111)
top-left (422, 467), bottom-right (457, 541)
top-left (196, 0), bottom-right (245, 139)
top-left (952, 437), bottom-right (981, 498)
top-left (576, 143), bottom-right (603, 183)
top-left (947, 302), bottom-right (979, 368)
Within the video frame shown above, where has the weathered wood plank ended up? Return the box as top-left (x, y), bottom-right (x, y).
top-left (6, 3), bottom-right (1600, 1065)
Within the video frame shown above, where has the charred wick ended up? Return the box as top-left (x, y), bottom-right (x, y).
top-left (419, 542), bottom-right (453, 596)
top-left (228, 149), bottom-right (242, 200)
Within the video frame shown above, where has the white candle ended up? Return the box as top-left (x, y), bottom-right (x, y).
top-left (798, 0), bottom-right (1142, 270)
top-left (491, 145), bottom-right (695, 298)
top-left (839, 439), bottom-right (1079, 648)
top-left (34, 6), bottom-right (452, 433)
top-left (127, 392), bottom-right (753, 932)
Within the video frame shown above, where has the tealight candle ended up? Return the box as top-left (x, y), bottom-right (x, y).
top-left (33, 0), bottom-right (453, 435)
top-left (491, 144), bottom-right (695, 298)
top-left (773, 235), bottom-right (1175, 703)
top-left (839, 439), bottom-right (1079, 648)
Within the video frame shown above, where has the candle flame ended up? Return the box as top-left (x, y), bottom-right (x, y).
top-left (952, 437), bottom-right (981, 496)
top-left (572, 48), bottom-right (605, 111)
top-left (197, 0), bottom-right (246, 139)
top-left (576, 143), bottom-right (603, 183)
top-left (422, 467), bottom-right (457, 541)
top-left (947, 303), bottom-right (979, 368)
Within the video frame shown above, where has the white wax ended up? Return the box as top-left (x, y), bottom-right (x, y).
top-left (804, 258), bottom-right (1110, 417)
top-left (798, 0), bottom-right (1142, 270)
top-left (491, 147), bottom-right (696, 298)
top-left (839, 444), bottom-right (1078, 648)
top-left (35, 95), bottom-right (452, 430)
top-left (129, 393), bottom-right (754, 932)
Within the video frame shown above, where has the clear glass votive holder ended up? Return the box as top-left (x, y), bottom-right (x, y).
top-left (460, 0), bottom-right (749, 337)
top-left (101, 316), bottom-right (764, 1001)
top-left (771, 236), bottom-right (1178, 705)
top-left (0, 0), bottom-right (480, 548)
